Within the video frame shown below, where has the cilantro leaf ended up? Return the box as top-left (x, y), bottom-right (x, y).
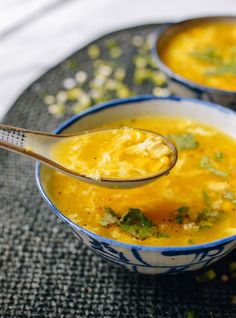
top-left (215, 151), bottom-right (224, 161)
top-left (167, 133), bottom-right (199, 150)
top-left (100, 207), bottom-right (170, 239)
top-left (202, 190), bottom-right (211, 207)
top-left (175, 206), bottom-right (190, 224)
top-left (196, 208), bottom-right (220, 226)
top-left (191, 48), bottom-right (222, 65)
top-left (100, 207), bottom-right (119, 226)
top-left (120, 223), bottom-right (157, 239)
top-left (191, 48), bottom-right (236, 76)
top-left (120, 208), bottom-right (156, 239)
top-left (121, 208), bottom-right (153, 227)
top-left (195, 269), bottom-right (216, 283)
top-left (200, 156), bottom-right (228, 177)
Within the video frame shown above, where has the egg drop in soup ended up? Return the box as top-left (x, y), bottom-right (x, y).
top-left (46, 116), bottom-right (236, 246)
top-left (51, 127), bottom-right (174, 180)
top-left (160, 21), bottom-right (236, 91)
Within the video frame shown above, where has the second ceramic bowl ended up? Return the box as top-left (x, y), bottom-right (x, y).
top-left (153, 16), bottom-right (236, 109)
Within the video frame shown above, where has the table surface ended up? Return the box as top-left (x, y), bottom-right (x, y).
top-left (1, 0), bottom-right (236, 121)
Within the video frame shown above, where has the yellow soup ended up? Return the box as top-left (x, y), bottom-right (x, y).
top-left (160, 21), bottom-right (236, 91)
top-left (47, 116), bottom-right (236, 246)
top-left (51, 127), bottom-right (173, 180)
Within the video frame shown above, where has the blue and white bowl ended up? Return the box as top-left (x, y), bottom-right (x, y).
top-left (36, 96), bottom-right (236, 274)
top-left (152, 16), bottom-right (236, 109)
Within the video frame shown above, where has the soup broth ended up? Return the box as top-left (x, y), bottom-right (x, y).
top-left (47, 116), bottom-right (236, 246)
top-left (160, 21), bottom-right (236, 91)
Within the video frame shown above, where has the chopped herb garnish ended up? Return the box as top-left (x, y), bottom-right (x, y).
top-left (191, 47), bottom-right (236, 76)
top-left (100, 208), bottom-right (170, 239)
top-left (215, 151), bottom-right (224, 161)
top-left (196, 208), bottom-right (220, 224)
top-left (100, 207), bottom-right (119, 226)
top-left (191, 48), bottom-right (222, 64)
top-left (200, 156), bottom-right (228, 177)
top-left (156, 232), bottom-right (171, 238)
top-left (202, 190), bottom-right (211, 207)
top-left (121, 208), bottom-right (153, 227)
top-left (120, 208), bottom-right (157, 239)
top-left (168, 133), bottom-right (199, 150)
top-left (87, 45), bottom-right (100, 59)
top-left (224, 191), bottom-right (234, 200)
top-left (199, 224), bottom-right (213, 230)
top-left (175, 206), bottom-right (190, 224)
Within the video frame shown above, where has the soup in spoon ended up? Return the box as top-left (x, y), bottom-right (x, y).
top-left (51, 127), bottom-right (176, 181)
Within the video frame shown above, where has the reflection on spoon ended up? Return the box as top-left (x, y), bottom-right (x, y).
top-left (0, 125), bottom-right (177, 188)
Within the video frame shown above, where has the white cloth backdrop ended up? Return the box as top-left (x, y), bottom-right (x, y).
top-left (1, 0), bottom-right (236, 121)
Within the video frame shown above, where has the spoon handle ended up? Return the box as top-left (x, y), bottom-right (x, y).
top-left (0, 124), bottom-right (75, 177)
top-left (0, 124), bottom-right (57, 159)
top-left (0, 125), bottom-right (28, 151)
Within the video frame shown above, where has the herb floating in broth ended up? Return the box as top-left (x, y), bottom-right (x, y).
top-left (167, 133), bottom-right (199, 150)
top-left (200, 156), bottom-right (228, 178)
top-left (175, 206), bottom-right (190, 224)
top-left (191, 47), bottom-right (236, 77)
top-left (202, 190), bottom-right (211, 207)
top-left (215, 151), bottom-right (224, 161)
top-left (100, 208), bottom-right (169, 239)
top-left (100, 207), bottom-right (119, 226)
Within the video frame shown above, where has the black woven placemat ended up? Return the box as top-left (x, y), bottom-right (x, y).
top-left (1, 24), bottom-right (236, 318)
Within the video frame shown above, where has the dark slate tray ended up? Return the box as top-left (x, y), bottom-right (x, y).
top-left (0, 24), bottom-right (236, 318)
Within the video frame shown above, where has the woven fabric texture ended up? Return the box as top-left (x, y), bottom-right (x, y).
top-left (0, 25), bottom-right (236, 318)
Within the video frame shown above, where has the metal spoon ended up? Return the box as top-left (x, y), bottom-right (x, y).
top-left (0, 124), bottom-right (178, 189)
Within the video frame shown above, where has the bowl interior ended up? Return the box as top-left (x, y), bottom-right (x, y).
top-left (155, 16), bottom-right (236, 94)
top-left (38, 96), bottom-right (236, 249)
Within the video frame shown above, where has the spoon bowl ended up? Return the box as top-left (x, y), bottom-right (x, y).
top-left (0, 124), bottom-right (177, 189)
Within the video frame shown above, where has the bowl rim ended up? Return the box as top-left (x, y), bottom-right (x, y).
top-left (152, 15), bottom-right (236, 96)
top-left (36, 95), bottom-right (236, 251)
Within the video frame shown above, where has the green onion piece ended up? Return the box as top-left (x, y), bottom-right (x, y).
top-left (200, 156), bottom-right (228, 177)
top-left (109, 47), bottom-right (122, 59)
top-left (229, 262), bottom-right (236, 272)
top-left (48, 104), bottom-right (65, 117)
top-left (175, 206), bottom-right (190, 224)
top-left (88, 45), bottom-right (100, 59)
top-left (187, 310), bottom-right (198, 318)
top-left (100, 207), bottom-right (170, 239)
top-left (100, 208), bottom-right (119, 226)
top-left (168, 133), bottom-right (199, 150)
top-left (202, 190), bottom-right (211, 207)
top-left (215, 151), bottom-right (224, 161)
top-left (195, 269), bottom-right (216, 283)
